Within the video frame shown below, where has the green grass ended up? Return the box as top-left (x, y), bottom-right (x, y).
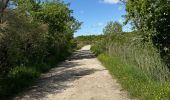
top-left (98, 53), bottom-right (170, 100)
top-left (0, 66), bottom-right (40, 98)
top-left (91, 32), bottom-right (170, 99)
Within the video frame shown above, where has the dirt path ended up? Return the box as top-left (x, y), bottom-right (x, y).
top-left (14, 45), bottom-right (130, 100)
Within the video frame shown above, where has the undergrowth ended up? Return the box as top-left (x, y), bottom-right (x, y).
top-left (91, 32), bottom-right (170, 99)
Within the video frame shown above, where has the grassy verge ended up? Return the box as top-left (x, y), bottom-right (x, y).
top-left (98, 53), bottom-right (170, 100)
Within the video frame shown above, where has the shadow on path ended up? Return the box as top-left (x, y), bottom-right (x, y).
top-left (14, 49), bottom-right (97, 99)
top-left (68, 50), bottom-right (96, 60)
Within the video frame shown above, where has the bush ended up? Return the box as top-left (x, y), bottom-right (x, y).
top-left (33, 63), bottom-right (50, 73)
top-left (125, 0), bottom-right (170, 68)
top-left (75, 35), bottom-right (104, 48)
top-left (0, 1), bottom-right (80, 98)
top-left (91, 39), bottom-right (107, 55)
top-left (0, 66), bottom-right (39, 98)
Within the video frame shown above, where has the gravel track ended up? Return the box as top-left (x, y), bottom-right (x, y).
top-left (14, 45), bottom-right (130, 100)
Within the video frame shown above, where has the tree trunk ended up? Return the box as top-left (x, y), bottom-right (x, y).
top-left (0, 0), bottom-right (9, 23)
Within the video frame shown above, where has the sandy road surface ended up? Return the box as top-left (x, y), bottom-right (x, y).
top-left (14, 45), bottom-right (130, 100)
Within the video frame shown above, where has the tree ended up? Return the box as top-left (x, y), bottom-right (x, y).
top-left (103, 21), bottom-right (123, 34)
top-left (0, 0), bottom-right (9, 13)
top-left (124, 0), bottom-right (170, 66)
top-left (0, 0), bottom-right (81, 98)
top-left (12, 0), bottom-right (41, 14)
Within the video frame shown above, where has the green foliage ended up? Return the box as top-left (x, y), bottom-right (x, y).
top-left (0, 1), bottom-right (2, 8)
top-left (103, 21), bottom-right (122, 34)
top-left (0, 10), bottom-right (47, 74)
top-left (31, 1), bottom-right (80, 64)
top-left (96, 31), bottom-right (170, 81)
top-left (98, 54), bottom-right (170, 99)
top-left (0, 66), bottom-right (39, 98)
top-left (12, 0), bottom-right (41, 13)
top-left (75, 35), bottom-right (104, 48)
top-left (4, 66), bottom-right (39, 93)
top-left (91, 39), bottom-right (107, 55)
top-left (125, 0), bottom-right (170, 66)
top-left (91, 30), bottom-right (170, 99)
top-left (0, 0), bottom-right (80, 98)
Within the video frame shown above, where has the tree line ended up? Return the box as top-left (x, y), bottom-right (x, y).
top-left (0, 0), bottom-right (80, 98)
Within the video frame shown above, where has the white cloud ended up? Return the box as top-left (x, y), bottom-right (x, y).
top-left (102, 0), bottom-right (120, 4)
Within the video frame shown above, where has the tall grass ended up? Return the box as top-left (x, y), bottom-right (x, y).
top-left (91, 32), bottom-right (170, 99)
top-left (98, 54), bottom-right (170, 99)
top-left (108, 42), bottom-right (170, 82)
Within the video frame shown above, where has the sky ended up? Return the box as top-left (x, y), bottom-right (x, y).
top-left (63, 0), bottom-right (132, 36)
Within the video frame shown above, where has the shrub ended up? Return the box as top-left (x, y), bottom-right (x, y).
top-left (75, 35), bottom-right (104, 48)
top-left (0, 1), bottom-right (80, 98)
top-left (7, 66), bottom-right (39, 89)
top-left (33, 63), bottom-right (50, 73)
top-left (91, 39), bottom-right (107, 55)
top-left (125, 0), bottom-right (170, 68)
top-left (1, 66), bottom-right (39, 97)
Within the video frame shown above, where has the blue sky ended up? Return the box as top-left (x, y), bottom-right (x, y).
top-left (63, 0), bottom-right (132, 36)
